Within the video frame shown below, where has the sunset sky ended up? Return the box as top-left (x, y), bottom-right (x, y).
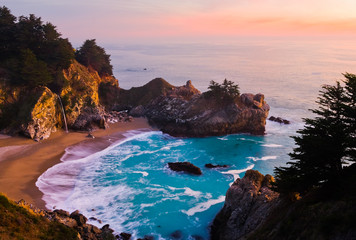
top-left (3, 0), bottom-right (356, 44)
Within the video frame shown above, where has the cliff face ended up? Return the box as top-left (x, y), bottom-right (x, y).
top-left (130, 80), bottom-right (270, 137)
top-left (211, 166), bottom-right (356, 240)
top-left (0, 66), bottom-right (268, 139)
top-left (60, 61), bottom-right (118, 131)
top-left (0, 60), bottom-right (120, 140)
top-left (210, 170), bottom-right (279, 240)
top-left (20, 87), bottom-right (59, 141)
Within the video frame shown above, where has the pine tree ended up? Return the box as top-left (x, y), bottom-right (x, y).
top-left (274, 75), bottom-right (355, 195)
top-left (75, 39), bottom-right (113, 76)
top-left (342, 73), bottom-right (356, 162)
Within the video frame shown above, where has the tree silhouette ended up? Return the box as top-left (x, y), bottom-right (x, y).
top-left (205, 79), bottom-right (240, 103)
top-left (274, 74), bottom-right (356, 195)
top-left (75, 39), bottom-right (113, 76)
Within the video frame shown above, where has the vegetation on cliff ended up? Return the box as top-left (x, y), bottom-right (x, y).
top-left (204, 79), bottom-right (240, 104)
top-left (274, 73), bottom-right (356, 195)
top-left (0, 194), bottom-right (77, 240)
top-left (75, 39), bottom-right (113, 77)
top-left (0, 6), bottom-right (74, 93)
top-left (0, 6), bottom-right (120, 139)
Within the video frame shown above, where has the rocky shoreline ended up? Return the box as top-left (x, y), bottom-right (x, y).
top-left (210, 170), bottom-right (279, 240)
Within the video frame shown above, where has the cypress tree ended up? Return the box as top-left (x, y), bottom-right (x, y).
top-left (274, 75), bottom-right (356, 195)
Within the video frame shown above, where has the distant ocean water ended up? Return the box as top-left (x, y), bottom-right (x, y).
top-left (37, 39), bottom-right (356, 239)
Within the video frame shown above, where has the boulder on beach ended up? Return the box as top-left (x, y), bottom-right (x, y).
top-left (168, 162), bottom-right (202, 175)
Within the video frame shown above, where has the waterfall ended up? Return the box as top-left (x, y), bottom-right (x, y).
top-left (57, 95), bottom-right (68, 133)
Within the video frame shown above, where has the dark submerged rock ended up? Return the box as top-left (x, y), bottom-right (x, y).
top-left (170, 230), bottom-right (183, 239)
top-left (205, 163), bottom-right (228, 169)
top-left (191, 235), bottom-right (204, 240)
top-left (168, 162), bottom-right (202, 175)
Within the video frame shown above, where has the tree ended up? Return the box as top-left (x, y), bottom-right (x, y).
top-left (75, 39), bottom-right (113, 76)
top-left (274, 75), bottom-right (356, 195)
top-left (0, 6), bottom-right (16, 61)
top-left (205, 79), bottom-right (240, 103)
top-left (342, 73), bottom-right (356, 161)
top-left (19, 49), bottom-right (52, 87)
top-left (0, 7), bottom-right (74, 91)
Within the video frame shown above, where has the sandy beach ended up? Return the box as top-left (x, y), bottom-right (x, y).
top-left (0, 118), bottom-right (153, 209)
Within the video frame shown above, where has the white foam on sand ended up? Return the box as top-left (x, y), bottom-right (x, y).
top-left (221, 164), bottom-right (255, 183)
top-left (0, 134), bottom-right (10, 139)
top-left (0, 145), bottom-right (31, 162)
top-left (36, 130), bottom-right (160, 210)
top-left (181, 195), bottom-right (225, 216)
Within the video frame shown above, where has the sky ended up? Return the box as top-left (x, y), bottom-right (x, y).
top-left (3, 0), bottom-right (356, 44)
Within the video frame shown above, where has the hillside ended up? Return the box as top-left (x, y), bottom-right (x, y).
top-left (0, 194), bottom-right (77, 240)
top-left (211, 165), bottom-right (356, 240)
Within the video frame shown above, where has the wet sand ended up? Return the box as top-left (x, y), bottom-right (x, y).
top-left (0, 118), bottom-right (153, 209)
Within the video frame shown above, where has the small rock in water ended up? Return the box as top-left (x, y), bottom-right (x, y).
top-left (137, 235), bottom-right (154, 240)
top-left (205, 163), bottom-right (228, 168)
top-left (170, 230), bottom-right (183, 239)
top-left (268, 116), bottom-right (290, 124)
top-left (120, 232), bottom-right (132, 240)
top-left (191, 235), bottom-right (204, 240)
top-left (168, 162), bottom-right (202, 175)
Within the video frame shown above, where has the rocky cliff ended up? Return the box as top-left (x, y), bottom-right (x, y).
top-left (130, 79), bottom-right (270, 137)
top-left (0, 65), bottom-right (269, 140)
top-left (0, 60), bottom-right (120, 140)
top-left (210, 170), bottom-right (279, 240)
top-left (211, 166), bottom-right (356, 240)
top-left (0, 194), bottom-right (120, 240)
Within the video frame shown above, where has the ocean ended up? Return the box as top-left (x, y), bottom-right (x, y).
top-left (36, 39), bottom-right (356, 239)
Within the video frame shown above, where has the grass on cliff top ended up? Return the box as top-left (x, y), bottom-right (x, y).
top-left (0, 193), bottom-right (78, 240)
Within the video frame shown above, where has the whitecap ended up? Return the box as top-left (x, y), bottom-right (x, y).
top-left (217, 136), bottom-right (228, 141)
top-left (140, 203), bottom-right (155, 209)
top-left (247, 156), bottom-right (277, 161)
top-left (132, 171), bottom-right (149, 177)
top-left (36, 130), bottom-right (160, 210)
top-left (221, 164), bottom-right (255, 183)
top-left (181, 196), bottom-right (225, 216)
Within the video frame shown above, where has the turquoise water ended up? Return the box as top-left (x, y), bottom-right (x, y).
top-left (39, 130), bottom-right (293, 239)
top-left (37, 40), bottom-right (356, 239)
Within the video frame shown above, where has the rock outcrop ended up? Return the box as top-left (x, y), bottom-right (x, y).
top-left (19, 87), bottom-right (59, 141)
top-left (205, 164), bottom-right (228, 169)
top-left (133, 80), bottom-right (270, 137)
top-left (0, 60), bottom-right (120, 140)
top-left (269, 116), bottom-right (290, 124)
top-left (168, 162), bottom-right (202, 175)
top-left (210, 170), bottom-right (279, 240)
top-left (1, 67), bottom-right (269, 140)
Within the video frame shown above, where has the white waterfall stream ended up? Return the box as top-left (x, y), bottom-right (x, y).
top-left (57, 95), bottom-right (68, 133)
